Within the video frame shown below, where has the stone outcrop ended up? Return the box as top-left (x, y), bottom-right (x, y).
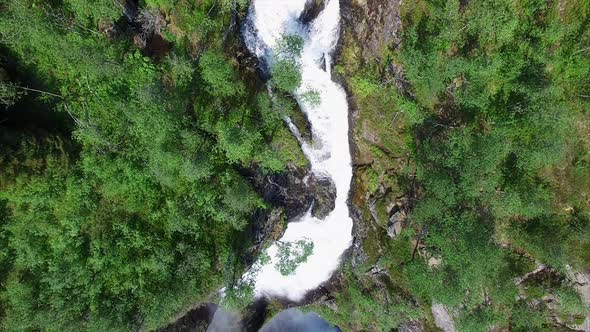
top-left (133, 8), bottom-right (172, 59)
top-left (311, 176), bottom-right (336, 219)
top-left (398, 320), bottom-right (425, 332)
top-left (299, 0), bottom-right (326, 24)
top-left (249, 208), bottom-right (285, 250)
top-left (337, 0), bottom-right (408, 268)
top-left (341, 0), bottom-right (402, 61)
top-left (159, 303), bottom-right (218, 332)
top-left (244, 164), bottom-right (336, 221)
top-left (431, 303), bottom-right (456, 332)
top-left (567, 269), bottom-right (590, 332)
top-left (121, 0), bottom-right (139, 22)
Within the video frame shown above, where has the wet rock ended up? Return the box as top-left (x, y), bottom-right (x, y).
top-left (299, 0), bottom-right (326, 25)
top-left (250, 208), bottom-right (285, 248)
top-left (311, 176), bottom-right (336, 219)
top-left (264, 165), bottom-right (314, 219)
top-left (243, 164), bottom-right (336, 220)
top-left (158, 303), bottom-right (218, 332)
top-left (320, 53), bottom-right (327, 72)
top-left (122, 0), bottom-right (139, 22)
top-left (289, 104), bottom-right (313, 143)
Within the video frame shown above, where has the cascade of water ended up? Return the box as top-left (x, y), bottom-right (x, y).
top-left (243, 0), bottom-right (353, 301)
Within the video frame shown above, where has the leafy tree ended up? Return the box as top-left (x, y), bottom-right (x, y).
top-left (270, 34), bottom-right (304, 94)
top-left (275, 238), bottom-right (314, 276)
top-left (0, 0), bottom-right (305, 329)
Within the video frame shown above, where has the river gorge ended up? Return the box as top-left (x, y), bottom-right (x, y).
top-left (242, 0), bottom-right (354, 301)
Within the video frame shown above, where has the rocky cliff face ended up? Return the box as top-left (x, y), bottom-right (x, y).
top-left (244, 164), bottom-right (336, 221)
top-left (341, 0), bottom-right (402, 62)
top-left (338, 0), bottom-right (410, 268)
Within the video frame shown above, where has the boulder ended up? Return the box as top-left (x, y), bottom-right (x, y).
top-left (263, 164), bottom-right (314, 219)
top-left (299, 0), bottom-right (326, 25)
top-left (244, 164), bottom-right (336, 221)
top-left (386, 211), bottom-right (402, 238)
top-left (311, 176), bottom-right (336, 219)
top-left (431, 303), bottom-right (456, 332)
top-left (250, 208), bottom-right (285, 248)
top-left (133, 8), bottom-right (172, 60)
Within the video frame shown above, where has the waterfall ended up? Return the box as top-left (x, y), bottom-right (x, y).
top-left (243, 0), bottom-right (353, 301)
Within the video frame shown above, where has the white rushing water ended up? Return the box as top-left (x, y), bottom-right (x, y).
top-left (242, 0), bottom-right (353, 301)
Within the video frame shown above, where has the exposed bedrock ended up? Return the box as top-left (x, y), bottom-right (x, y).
top-left (299, 0), bottom-right (326, 24)
top-left (243, 164), bottom-right (337, 221)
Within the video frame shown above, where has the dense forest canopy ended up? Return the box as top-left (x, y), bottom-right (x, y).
top-left (310, 0), bottom-right (590, 330)
top-left (0, 0), bottom-right (306, 329)
top-left (0, 0), bottom-right (589, 331)
top-left (398, 0), bottom-right (590, 328)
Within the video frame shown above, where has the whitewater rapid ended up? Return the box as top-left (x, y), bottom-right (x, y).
top-left (243, 0), bottom-right (353, 301)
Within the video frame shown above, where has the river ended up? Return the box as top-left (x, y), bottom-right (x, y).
top-left (242, 0), bottom-right (353, 301)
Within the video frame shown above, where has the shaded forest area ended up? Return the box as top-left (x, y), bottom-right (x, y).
top-left (0, 0), bottom-right (305, 330)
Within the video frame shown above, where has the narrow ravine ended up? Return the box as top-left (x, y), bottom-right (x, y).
top-left (242, 0), bottom-right (353, 301)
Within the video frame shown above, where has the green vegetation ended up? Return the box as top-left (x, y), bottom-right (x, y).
top-left (397, 0), bottom-right (590, 325)
top-left (275, 238), bottom-right (314, 276)
top-left (332, 0), bottom-right (589, 330)
top-left (221, 237), bottom-right (314, 311)
top-left (1, 0), bottom-right (589, 330)
top-left (306, 265), bottom-right (425, 331)
top-left (0, 0), bottom-right (305, 330)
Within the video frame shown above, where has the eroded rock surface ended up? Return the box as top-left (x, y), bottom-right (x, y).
top-left (341, 0), bottom-right (402, 61)
top-left (244, 164), bottom-right (336, 221)
top-left (299, 0), bottom-right (326, 24)
top-left (311, 176), bottom-right (337, 219)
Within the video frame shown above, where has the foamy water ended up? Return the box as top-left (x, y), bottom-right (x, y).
top-left (243, 0), bottom-right (353, 301)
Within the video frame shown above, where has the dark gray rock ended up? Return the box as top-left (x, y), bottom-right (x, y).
top-left (158, 303), bottom-right (218, 332)
top-left (242, 164), bottom-right (311, 219)
top-left (122, 0), bottom-right (139, 21)
top-left (320, 53), bottom-right (327, 72)
top-left (250, 208), bottom-right (284, 248)
top-left (299, 0), bottom-right (326, 25)
top-left (311, 176), bottom-right (336, 219)
top-left (243, 164), bottom-right (336, 221)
